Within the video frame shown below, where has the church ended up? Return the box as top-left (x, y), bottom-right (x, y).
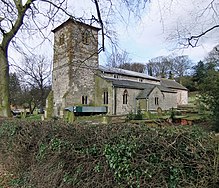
top-left (48, 18), bottom-right (188, 117)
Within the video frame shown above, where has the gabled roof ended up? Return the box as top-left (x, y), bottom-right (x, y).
top-left (103, 77), bottom-right (176, 93)
top-left (136, 84), bottom-right (177, 99)
top-left (52, 18), bottom-right (101, 33)
top-left (99, 65), bottom-right (160, 82)
top-left (136, 87), bottom-right (156, 99)
top-left (161, 79), bottom-right (188, 91)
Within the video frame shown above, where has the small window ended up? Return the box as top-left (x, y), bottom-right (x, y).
top-left (139, 78), bottom-right (143, 82)
top-left (114, 74), bottom-right (119, 79)
top-left (59, 34), bottom-right (64, 45)
top-left (123, 90), bottom-right (128, 104)
top-left (82, 96), bottom-right (88, 105)
top-left (82, 30), bottom-right (90, 45)
top-left (155, 97), bottom-right (159, 105)
top-left (103, 91), bottom-right (108, 104)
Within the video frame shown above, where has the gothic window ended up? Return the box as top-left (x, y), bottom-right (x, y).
top-left (123, 90), bottom-right (128, 104)
top-left (59, 33), bottom-right (64, 45)
top-left (114, 74), bottom-right (119, 79)
top-left (103, 91), bottom-right (108, 104)
top-left (82, 30), bottom-right (90, 45)
top-left (155, 97), bottom-right (159, 105)
top-left (82, 96), bottom-right (88, 105)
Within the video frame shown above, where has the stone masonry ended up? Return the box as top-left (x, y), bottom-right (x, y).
top-left (49, 19), bottom-right (188, 117)
top-left (52, 19), bottom-right (100, 117)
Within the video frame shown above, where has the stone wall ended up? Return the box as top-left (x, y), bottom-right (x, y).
top-left (52, 20), bottom-right (99, 116)
top-left (162, 92), bottom-right (177, 110)
top-left (147, 87), bottom-right (177, 111)
top-left (176, 90), bottom-right (188, 105)
top-left (94, 76), bottom-right (113, 114)
top-left (52, 22), bottom-right (72, 116)
top-left (138, 99), bottom-right (147, 112)
top-left (147, 87), bottom-right (164, 111)
top-left (51, 19), bottom-right (184, 117)
top-left (115, 88), bottom-right (140, 115)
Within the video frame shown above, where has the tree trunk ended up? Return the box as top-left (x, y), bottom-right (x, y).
top-left (0, 47), bottom-right (11, 117)
top-left (39, 86), bottom-right (44, 114)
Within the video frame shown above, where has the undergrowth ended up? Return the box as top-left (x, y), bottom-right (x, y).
top-left (0, 119), bottom-right (218, 188)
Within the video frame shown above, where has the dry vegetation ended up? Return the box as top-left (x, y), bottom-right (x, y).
top-left (0, 119), bottom-right (219, 188)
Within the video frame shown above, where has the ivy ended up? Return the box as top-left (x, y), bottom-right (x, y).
top-left (104, 138), bottom-right (141, 187)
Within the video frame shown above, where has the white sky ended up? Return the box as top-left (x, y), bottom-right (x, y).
top-left (7, 0), bottom-right (219, 69)
top-left (109, 0), bottom-right (219, 64)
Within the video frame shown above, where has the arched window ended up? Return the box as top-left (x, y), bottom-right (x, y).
top-left (123, 90), bottom-right (128, 104)
top-left (82, 30), bottom-right (90, 45)
top-left (103, 91), bottom-right (108, 104)
top-left (82, 96), bottom-right (88, 105)
top-left (59, 33), bottom-right (64, 45)
top-left (155, 97), bottom-right (159, 105)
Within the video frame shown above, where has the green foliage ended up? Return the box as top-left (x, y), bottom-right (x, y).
top-left (104, 137), bottom-right (141, 186)
top-left (36, 143), bottom-right (47, 160)
top-left (199, 71), bottom-right (219, 131)
top-left (191, 59), bottom-right (219, 131)
top-left (0, 120), bottom-right (219, 188)
top-left (135, 108), bottom-right (143, 120)
top-left (180, 76), bottom-right (196, 92)
top-left (9, 177), bottom-right (26, 187)
top-left (26, 114), bottom-right (42, 120)
top-left (127, 109), bottom-right (143, 120)
top-left (170, 108), bottom-right (176, 120)
top-left (127, 111), bottom-right (135, 120)
top-left (192, 60), bottom-right (206, 87)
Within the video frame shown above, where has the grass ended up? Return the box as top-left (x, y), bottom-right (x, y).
top-left (25, 114), bottom-right (42, 120)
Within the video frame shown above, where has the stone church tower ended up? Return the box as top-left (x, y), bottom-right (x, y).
top-left (51, 19), bottom-right (100, 116)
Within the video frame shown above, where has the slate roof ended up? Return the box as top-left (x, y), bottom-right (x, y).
top-left (52, 18), bottom-right (100, 33)
top-left (136, 87), bottom-right (155, 99)
top-left (98, 66), bottom-right (186, 97)
top-left (99, 65), bottom-right (160, 81)
top-left (103, 77), bottom-right (176, 98)
top-left (161, 79), bottom-right (188, 90)
top-left (136, 85), bottom-right (176, 99)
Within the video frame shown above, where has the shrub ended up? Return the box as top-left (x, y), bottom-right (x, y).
top-left (0, 119), bottom-right (218, 188)
top-left (127, 109), bottom-right (143, 120)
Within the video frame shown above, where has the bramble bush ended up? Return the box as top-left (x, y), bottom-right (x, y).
top-left (0, 119), bottom-right (219, 188)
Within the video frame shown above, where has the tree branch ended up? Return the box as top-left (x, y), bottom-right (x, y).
top-left (2, 0), bottom-right (35, 49)
top-left (188, 25), bottom-right (219, 47)
top-left (93, 0), bottom-right (105, 51)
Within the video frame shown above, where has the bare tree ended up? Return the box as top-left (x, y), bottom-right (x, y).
top-left (146, 55), bottom-right (191, 78)
top-left (106, 49), bottom-right (132, 68)
top-left (168, 0), bottom-right (219, 47)
top-left (15, 55), bottom-right (51, 113)
top-left (171, 55), bottom-right (191, 77)
top-left (106, 48), bottom-right (146, 73)
top-left (0, 0), bottom-right (150, 117)
top-left (118, 62), bottom-right (146, 73)
top-left (146, 56), bottom-right (171, 78)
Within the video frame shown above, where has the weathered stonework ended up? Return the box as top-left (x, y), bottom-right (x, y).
top-left (45, 91), bottom-right (53, 119)
top-left (115, 88), bottom-right (140, 115)
top-left (50, 19), bottom-right (188, 117)
top-left (52, 19), bottom-right (99, 116)
top-left (175, 90), bottom-right (188, 105)
top-left (94, 76), bottom-right (113, 113)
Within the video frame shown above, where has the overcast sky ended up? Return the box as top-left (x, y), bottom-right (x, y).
top-left (68, 0), bottom-right (219, 65)
top-left (8, 0), bottom-right (219, 68)
top-left (102, 0), bottom-right (219, 65)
